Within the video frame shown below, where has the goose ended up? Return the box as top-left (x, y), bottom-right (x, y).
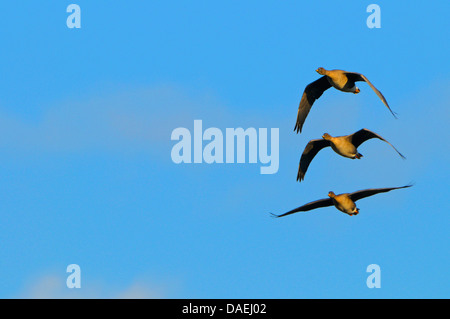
top-left (297, 128), bottom-right (405, 182)
top-left (271, 185), bottom-right (412, 217)
top-left (294, 67), bottom-right (397, 133)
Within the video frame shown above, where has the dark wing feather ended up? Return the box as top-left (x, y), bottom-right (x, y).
top-left (271, 197), bottom-right (334, 218)
top-left (294, 76), bottom-right (331, 133)
top-left (350, 128), bottom-right (406, 159)
top-left (345, 72), bottom-right (397, 118)
top-left (297, 139), bottom-right (331, 182)
top-left (348, 185), bottom-right (412, 202)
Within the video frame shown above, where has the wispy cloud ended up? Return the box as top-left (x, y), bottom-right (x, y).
top-left (19, 273), bottom-right (170, 299)
top-left (0, 85), bottom-right (237, 156)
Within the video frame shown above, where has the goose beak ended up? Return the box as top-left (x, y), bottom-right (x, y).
top-left (354, 88), bottom-right (360, 94)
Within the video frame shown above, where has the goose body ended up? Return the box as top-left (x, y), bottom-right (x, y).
top-left (329, 192), bottom-right (359, 215)
top-left (271, 185), bottom-right (412, 217)
top-left (322, 69), bottom-right (359, 93)
top-left (326, 134), bottom-right (359, 158)
top-left (294, 67), bottom-right (396, 134)
top-left (297, 128), bottom-right (405, 182)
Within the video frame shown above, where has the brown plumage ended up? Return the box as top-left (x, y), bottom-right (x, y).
top-left (295, 67), bottom-right (397, 134)
top-left (271, 185), bottom-right (412, 217)
top-left (297, 128), bottom-right (406, 182)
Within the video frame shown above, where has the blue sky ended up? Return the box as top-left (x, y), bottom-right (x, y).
top-left (0, 1), bottom-right (448, 298)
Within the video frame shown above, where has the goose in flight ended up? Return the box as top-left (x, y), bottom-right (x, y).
top-left (271, 185), bottom-right (412, 217)
top-left (294, 67), bottom-right (396, 133)
top-left (297, 128), bottom-right (405, 182)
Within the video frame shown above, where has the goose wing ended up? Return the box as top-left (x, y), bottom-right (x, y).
top-left (297, 139), bottom-right (331, 182)
top-left (350, 128), bottom-right (406, 159)
top-left (345, 72), bottom-right (397, 118)
top-left (348, 185), bottom-right (412, 202)
top-left (295, 76), bottom-right (332, 133)
top-left (271, 197), bottom-right (334, 218)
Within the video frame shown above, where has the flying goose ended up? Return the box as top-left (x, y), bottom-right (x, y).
top-left (297, 128), bottom-right (405, 182)
top-left (294, 67), bottom-right (397, 133)
top-left (271, 185), bottom-right (412, 217)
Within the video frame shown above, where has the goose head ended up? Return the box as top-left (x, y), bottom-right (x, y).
top-left (328, 191), bottom-right (336, 198)
top-left (316, 67), bottom-right (327, 75)
top-left (322, 133), bottom-right (332, 140)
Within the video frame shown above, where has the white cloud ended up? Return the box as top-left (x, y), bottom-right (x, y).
top-left (0, 85), bottom-right (236, 156)
top-left (19, 274), bottom-right (169, 299)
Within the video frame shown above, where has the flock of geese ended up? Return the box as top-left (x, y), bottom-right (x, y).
top-left (272, 67), bottom-right (411, 218)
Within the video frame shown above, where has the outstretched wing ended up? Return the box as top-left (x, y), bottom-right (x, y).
top-left (294, 76), bottom-right (332, 134)
top-left (271, 197), bottom-right (334, 218)
top-left (348, 185), bottom-right (412, 202)
top-left (297, 139), bottom-right (331, 182)
top-left (345, 72), bottom-right (397, 118)
top-left (349, 128), bottom-right (406, 159)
